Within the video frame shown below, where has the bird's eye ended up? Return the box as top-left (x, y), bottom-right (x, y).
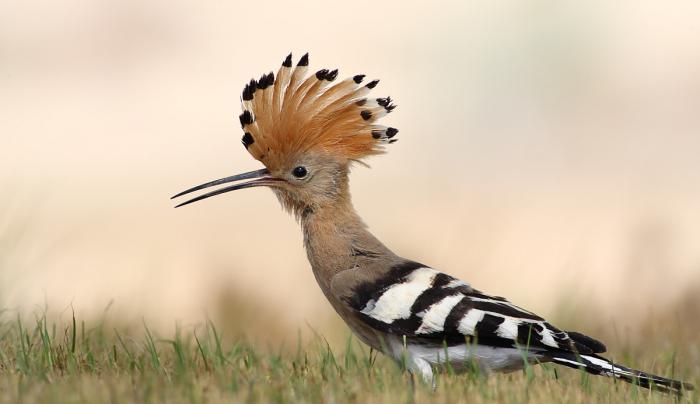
top-left (292, 166), bottom-right (308, 178)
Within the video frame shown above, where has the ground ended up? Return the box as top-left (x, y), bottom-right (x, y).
top-left (0, 302), bottom-right (697, 404)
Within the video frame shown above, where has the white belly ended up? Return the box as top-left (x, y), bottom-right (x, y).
top-left (409, 343), bottom-right (535, 373)
top-left (386, 337), bottom-right (541, 382)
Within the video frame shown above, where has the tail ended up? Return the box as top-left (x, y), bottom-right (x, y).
top-left (551, 352), bottom-right (694, 395)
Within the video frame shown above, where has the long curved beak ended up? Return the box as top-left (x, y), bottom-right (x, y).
top-left (171, 168), bottom-right (281, 208)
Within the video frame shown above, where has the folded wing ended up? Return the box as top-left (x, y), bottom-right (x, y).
top-left (346, 261), bottom-right (605, 354)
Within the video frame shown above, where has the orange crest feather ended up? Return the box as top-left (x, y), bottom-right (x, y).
top-left (238, 53), bottom-right (398, 170)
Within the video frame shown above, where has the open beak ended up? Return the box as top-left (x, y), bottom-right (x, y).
top-left (171, 168), bottom-right (281, 208)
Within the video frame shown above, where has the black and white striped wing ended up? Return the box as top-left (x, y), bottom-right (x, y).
top-left (348, 262), bottom-right (605, 354)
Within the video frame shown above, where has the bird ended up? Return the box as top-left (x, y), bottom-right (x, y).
top-left (172, 52), bottom-right (694, 394)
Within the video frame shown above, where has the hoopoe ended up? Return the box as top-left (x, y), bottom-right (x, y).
top-left (173, 53), bottom-right (694, 394)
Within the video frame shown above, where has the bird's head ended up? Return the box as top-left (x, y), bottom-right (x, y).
top-left (173, 53), bottom-right (398, 217)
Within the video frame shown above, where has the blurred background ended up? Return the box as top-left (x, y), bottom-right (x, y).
top-left (1, 0), bottom-right (699, 344)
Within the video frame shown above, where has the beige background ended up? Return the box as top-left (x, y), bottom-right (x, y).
top-left (1, 0), bottom-right (699, 339)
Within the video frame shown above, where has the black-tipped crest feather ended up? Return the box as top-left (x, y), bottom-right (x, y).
top-left (237, 52), bottom-right (399, 166)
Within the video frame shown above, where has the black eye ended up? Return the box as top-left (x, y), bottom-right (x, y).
top-left (292, 166), bottom-right (308, 178)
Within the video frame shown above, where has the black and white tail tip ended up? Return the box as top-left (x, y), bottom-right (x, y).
top-left (552, 353), bottom-right (694, 395)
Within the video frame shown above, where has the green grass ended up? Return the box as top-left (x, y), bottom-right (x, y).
top-left (0, 310), bottom-right (696, 404)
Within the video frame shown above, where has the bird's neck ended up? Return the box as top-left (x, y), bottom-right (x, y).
top-left (300, 196), bottom-right (394, 293)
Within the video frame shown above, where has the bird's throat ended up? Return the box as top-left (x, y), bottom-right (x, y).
top-left (300, 198), bottom-right (393, 293)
